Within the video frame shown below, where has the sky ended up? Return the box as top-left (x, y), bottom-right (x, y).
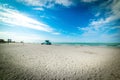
top-left (0, 0), bottom-right (120, 43)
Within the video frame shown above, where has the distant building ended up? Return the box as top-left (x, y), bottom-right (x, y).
top-left (20, 41), bottom-right (24, 43)
top-left (8, 39), bottom-right (12, 43)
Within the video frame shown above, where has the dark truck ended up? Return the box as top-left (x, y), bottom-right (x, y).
top-left (41, 40), bottom-right (52, 45)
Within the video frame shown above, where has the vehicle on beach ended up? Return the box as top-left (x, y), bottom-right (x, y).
top-left (41, 40), bottom-right (52, 45)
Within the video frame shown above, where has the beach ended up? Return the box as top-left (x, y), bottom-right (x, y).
top-left (0, 43), bottom-right (120, 80)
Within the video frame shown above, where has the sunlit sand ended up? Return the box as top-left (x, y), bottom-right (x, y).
top-left (0, 43), bottom-right (120, 80)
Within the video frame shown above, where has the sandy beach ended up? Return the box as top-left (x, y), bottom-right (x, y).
top-left (0, 43), bottom-right (120, 80)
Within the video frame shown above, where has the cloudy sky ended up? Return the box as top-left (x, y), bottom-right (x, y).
top-left (0, 0), bottom-right (120, 42)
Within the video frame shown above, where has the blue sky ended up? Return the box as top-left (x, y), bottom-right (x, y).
top-left (0, 0), bottom-right (120, 42)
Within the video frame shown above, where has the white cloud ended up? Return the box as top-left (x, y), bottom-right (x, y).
top-left (0, 31), bottom-right (45, 42)
top-left (33, 7), bottom-right (44, 11)
top-left (0, 5), bottom-right (54, 32)
top-left (17, 0), bottom-right (73, 8)
top-left (110, 0), bottom-right (120, 21)
top-left (78, 0), bottom-right (120, 42)
top-left (90, 17), bottom-right (112, 28)
top-left (55, 0), bottom-right (73, 7)
top-left (40, 15), bottom-right (50, 19)
top-left (81, 0), bottom-right (97, 3)
top-left (95, 12), bottom-right (100, 17)
top-left (97, 0), bottom-right (120, 23)
top-left (78, 27), bottom-right (91, 31)
top-left (106, 26), bottom-right (120, 32)
top-left (111, 0), bottom-right (120, 14)
top-left (101, 33), bottom-right (120, 42)
top-left (17, 0), bottom-right (102, 8)
top-left (90, 19), bottom-right (105, 27)
top-left (17, 0), bottom-right (44, 6)
top-left (52, 32), bottom-right (61, 35)
top-left (76, 1), bottom-right (120, 42)
top-left (90, 0), bottom-right (120, 29)
top-left (17, 0), bottom-right (99, 8)
top-left (77, 26), bottom-right (119, 42)
top-left (90, 0), bottom-right (120, 30)
top-left (112, 26), bottom-right (120, 29)
top-left (91, 15), bottom-right (117, 28)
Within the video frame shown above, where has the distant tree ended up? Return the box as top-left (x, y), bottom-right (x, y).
top-left (0, 39), bottom-right (5, 43)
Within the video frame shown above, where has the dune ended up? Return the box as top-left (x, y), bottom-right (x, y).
top-left (0, 43), bottom-right (120, 80)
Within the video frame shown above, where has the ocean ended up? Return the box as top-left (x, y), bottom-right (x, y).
top-left (53, 42), bottom-right (120, 47)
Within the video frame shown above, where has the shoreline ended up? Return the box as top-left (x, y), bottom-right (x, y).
top-left (1, 42), bottom-right (120, 48)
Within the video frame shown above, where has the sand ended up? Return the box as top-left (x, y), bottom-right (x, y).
top-left (0, 43), bottom-right (120, 80)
